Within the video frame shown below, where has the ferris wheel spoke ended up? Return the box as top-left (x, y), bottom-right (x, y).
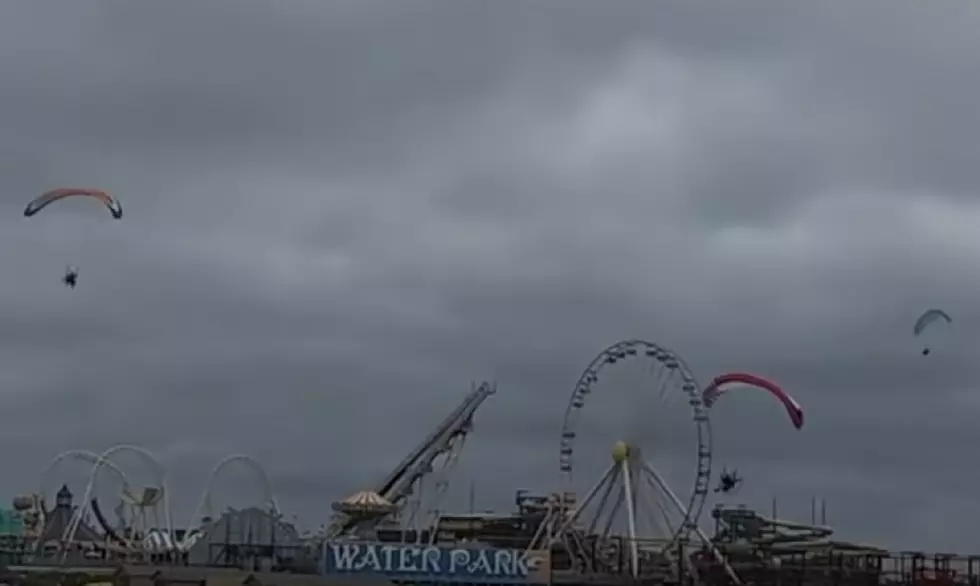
top-left (652, 371), bottom-right (675, 405)
top-left (590, 465), bottom-right (621, 535)
top-left (642, 469), bottom-right (683, 541)
top-left (644, 463), bottom-right (690, 521)
top-left (652, 492), bottom-right (676, 538)
top-left (632, 469), bottom-right (674, 538)
top-left (600, 489), bottom-right (624, 538)
top-left (555, 463), bottom-right (617, 536)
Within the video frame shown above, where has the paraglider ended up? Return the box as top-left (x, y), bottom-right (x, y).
top-left (702, 372), bottom-right (803, 430)
top-left (24, 188), bottom-right (122, 219)
top-left (913, 309), bottom-right (951, 356)
top-left (715, 467), bottom-right (742, 494)
top-left (62, 266), bottom-right (78, 289)
top-left (24, 188), bottom-right (121, 289)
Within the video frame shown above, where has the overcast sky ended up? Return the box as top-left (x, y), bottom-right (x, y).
top-left (1, 0), bottom-right (980, 552)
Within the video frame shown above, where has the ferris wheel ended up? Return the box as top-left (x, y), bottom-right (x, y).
top-left (538, 340), bottom-right (714, 579)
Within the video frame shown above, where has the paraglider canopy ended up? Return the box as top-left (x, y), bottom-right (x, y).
top-left (914, 308), bottom-right (951, 336)
top-left (914, 309), bottom-right (951, 356)
top-left (24, 188), bottom-right (122, 219)
top-left (702, 372), bottom-right (803, 430)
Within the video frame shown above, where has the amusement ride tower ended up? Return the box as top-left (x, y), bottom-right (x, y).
top-left (327, 381), bottom-right (496, 541)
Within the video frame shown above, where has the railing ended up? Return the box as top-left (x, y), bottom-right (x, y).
top-left (13, 535), bottom-right (980, 586)
top-left (691, 547), bottom-right (980, 586)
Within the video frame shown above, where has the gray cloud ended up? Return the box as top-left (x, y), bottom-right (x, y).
top-left (0, 0), bottom-right (978, 552)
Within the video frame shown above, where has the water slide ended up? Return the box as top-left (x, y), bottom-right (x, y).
top-left (713, 505), bottom-right (833, 547)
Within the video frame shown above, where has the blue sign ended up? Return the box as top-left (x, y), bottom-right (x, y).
top-left (323, 541), bottom-right (551, 583)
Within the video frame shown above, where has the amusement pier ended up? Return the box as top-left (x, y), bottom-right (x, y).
top-left (0, 341), bottom-right (968, 586)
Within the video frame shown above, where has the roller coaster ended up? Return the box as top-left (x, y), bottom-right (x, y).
top-left (24, 446), bottom-right (279, 562)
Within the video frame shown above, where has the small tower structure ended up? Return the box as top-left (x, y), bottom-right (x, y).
top-left (38, 484), bottom-right (103, 556)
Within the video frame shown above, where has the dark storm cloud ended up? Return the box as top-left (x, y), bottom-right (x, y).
top-left (0, 0), bottom-right (979, 550)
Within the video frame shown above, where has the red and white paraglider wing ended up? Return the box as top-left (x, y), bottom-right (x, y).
top-left (701, 372), bottom-right (803, 430)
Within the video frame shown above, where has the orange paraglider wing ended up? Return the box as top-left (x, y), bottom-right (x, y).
top-left (24, 188), bottom-right (122, 219)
